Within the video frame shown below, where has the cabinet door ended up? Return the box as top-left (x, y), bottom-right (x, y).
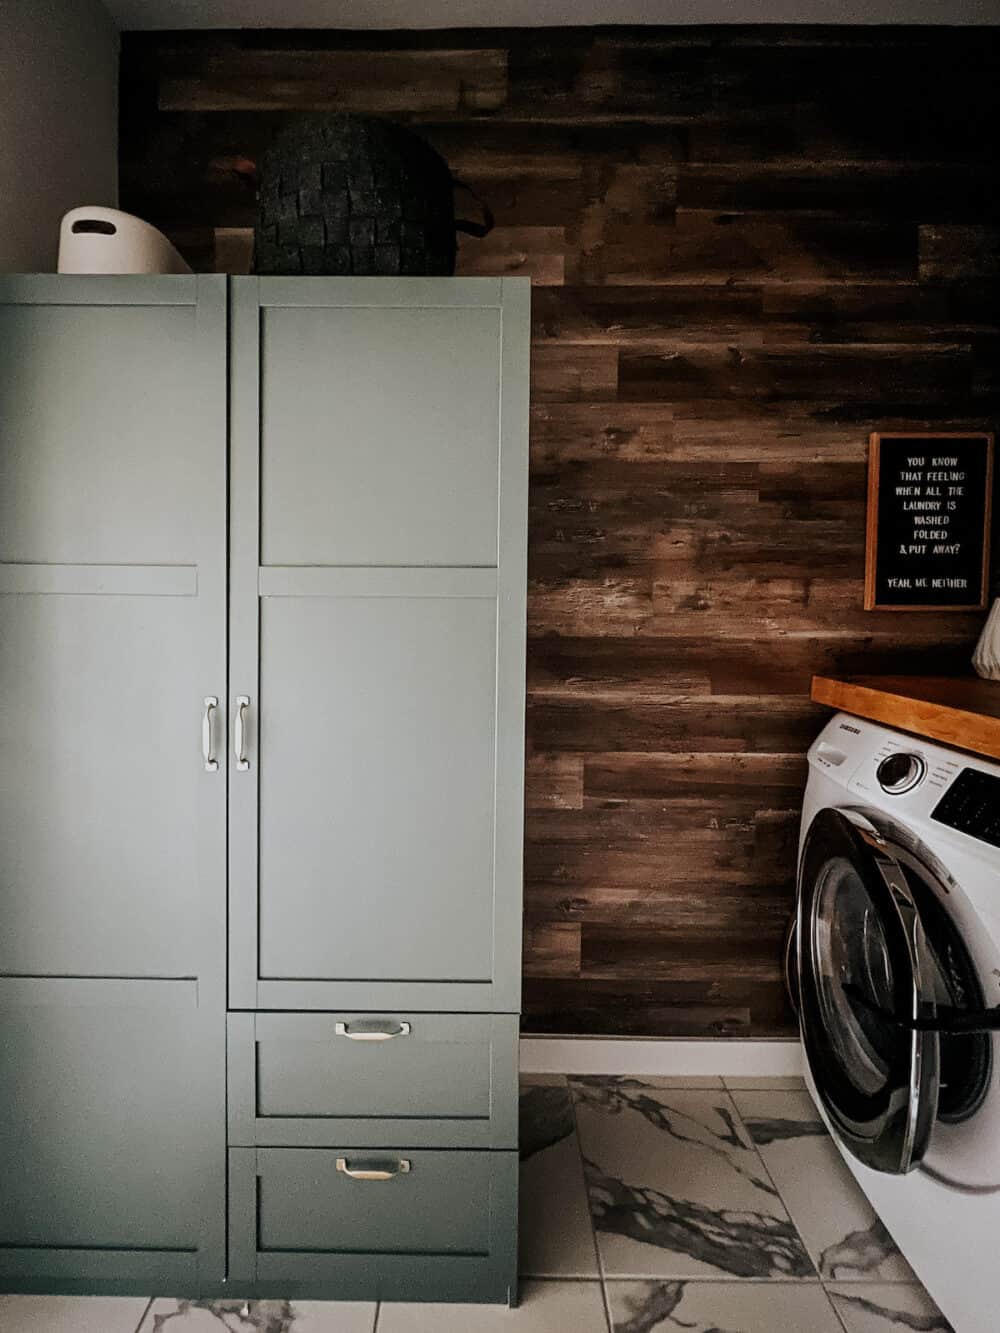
top-left (0, 980), bottom-right (216, 1292)
top-left (229, 278), bottom-right (529, 1012)
top-left (0, 276), bottom-right (227, 1290)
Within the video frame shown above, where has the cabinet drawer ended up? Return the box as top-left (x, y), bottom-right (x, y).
top-left (228, 1146), bottom-right (517, 1303)
top-left (228, 1012), bottom-right (518, 1148)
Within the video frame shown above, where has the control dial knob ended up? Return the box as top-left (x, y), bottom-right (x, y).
top-left (876, 752), bottom-right (926, 795)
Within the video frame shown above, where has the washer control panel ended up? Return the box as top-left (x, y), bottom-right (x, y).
top-left (818, 713), bottom-right (1000, 852)
top-left (876, 751), bottom-right (926, 795)
top-left (931, 769), bottom-right (1000, 849)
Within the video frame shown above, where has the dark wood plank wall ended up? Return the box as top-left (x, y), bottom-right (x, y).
top-left (119, 26), bottom-right (1000, 1037)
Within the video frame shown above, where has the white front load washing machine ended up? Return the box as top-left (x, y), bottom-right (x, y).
top-left (797, 713), bottom-right (1000, 1333)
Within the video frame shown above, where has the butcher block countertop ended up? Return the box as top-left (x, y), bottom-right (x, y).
top-left (811, 675), bottom-right (1000, 762)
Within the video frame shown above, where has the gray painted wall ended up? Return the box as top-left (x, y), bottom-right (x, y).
top-left (107, 0), bottom-right (1000, 29)
top-left (0, 0), bottom-right (119, 273)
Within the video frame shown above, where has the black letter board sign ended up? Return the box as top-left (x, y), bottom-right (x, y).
top-left (865, 432), bottom-right (994, 611)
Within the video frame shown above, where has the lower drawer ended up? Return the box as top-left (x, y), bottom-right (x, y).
top-left (228, 1011), bottom-right (518, 1148)
top-left (228, 1146), bottom-right (517, 1303)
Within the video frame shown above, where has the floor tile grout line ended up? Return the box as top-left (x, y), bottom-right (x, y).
top-left (565, 1075), bottom-right (605, 1287)
top-left (721, 1084), bottom-right (822, 1284)
top-left (132, 1296), bottom-right (154, 1333)
top-left (820, 1282), bottom-right (853, 1333)
top-left (566, 1078), bottom-right (613, 1332)
top-left (568, 1077), bottom-right (608, 1274)
top-left (568, 1080), bottom-right (611, 1323)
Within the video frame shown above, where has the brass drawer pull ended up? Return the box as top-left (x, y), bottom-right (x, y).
top-left (334, 1021), bottom-right (411, 1041)
top-left (336, 1157), bottom-right (411, 1181)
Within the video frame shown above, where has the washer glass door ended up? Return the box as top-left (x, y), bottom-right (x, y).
top-left (814, 855), bottom-right (900, 1097)
top-left (798, 807), bottom-right (940, 1174)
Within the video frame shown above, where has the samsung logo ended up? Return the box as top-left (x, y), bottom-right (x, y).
top-left (839, 723), bottom-right (861, 735)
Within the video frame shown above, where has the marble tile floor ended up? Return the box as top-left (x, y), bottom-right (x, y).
top-left (0, 1075), bottom-right (954, 1333)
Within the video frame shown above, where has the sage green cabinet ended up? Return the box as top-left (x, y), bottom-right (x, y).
top-left (225, 278), bottom-right (527, 1303)
top-left (0, 275), bottom-right (529, 1305)
top-left (229, 279), bottom-right (530, 1017)
top-left (0, 276), bottom-right (228, 1294)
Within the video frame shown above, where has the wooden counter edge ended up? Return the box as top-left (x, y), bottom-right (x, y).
top-left (811, 675), bottom-right (1000, 763)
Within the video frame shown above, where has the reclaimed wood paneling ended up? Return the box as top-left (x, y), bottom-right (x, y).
top-left (119, 26), bottom-right (1000, 1038)
top-left (157, 44), bottom-right (508, 114)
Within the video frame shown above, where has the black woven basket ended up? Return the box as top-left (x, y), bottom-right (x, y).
top-left (254, 114), bottom-right (492, 277)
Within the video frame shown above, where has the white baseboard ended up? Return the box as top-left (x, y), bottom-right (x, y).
top-left (519, 1036), bottom-right (803, 1078)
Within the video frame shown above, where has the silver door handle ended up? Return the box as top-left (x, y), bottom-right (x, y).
top-left (234, 695), bottom-right (250, 771)
top-left (336, 1158), bottom-right (411, 1181)
top-left (202, 697), bottom-right (219, 772)
top-left (334, 1021), bottom-right (411, 1041)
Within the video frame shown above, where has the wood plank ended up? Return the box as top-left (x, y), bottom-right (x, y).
top-left (526, 696), bottom-right (825, 755)
top-left (529, 402), bottom-right (872, 465)
top-left (811, 675), bottom-right (1000, 761)
top-left (619, 343), bottom-right (973, 404)
top-left (527, 571), bottom-right (984, 642)
top-left (676, 162), bottom-right (1000, 222)
top-left (457, 226), bottom-right (565, 285)
top-left (158, 46), bottom-right (508, 114)
top-left (522, 881), bottom-right (796, 927)
top-left (583, 752), bottom-right (808, 803)
top-left (522, 921), bottom-right (581, 978)
top-left (584, 211), bottom-right (917, 286)
top-left (522, 975), bottom-right (792, 1037)
top-left (527, 636), bottom-right (977, 701)
top-left (580, 925), bottom-right (788, 982)
top-left (533, 298), bottom-right (995, 351)
top-left (525, 754), bottom-right (584, 810)
top-left (529, 344), bottom-right (619, 401)
top-left (919, 226), bottom-right (1000, 282)
top-left (532, 285), bottom-right (765, 344)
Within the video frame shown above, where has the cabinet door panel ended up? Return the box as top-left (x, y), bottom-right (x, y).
top-left (0, 296), bottom-right (215, 567)
top-left (258, 592), bottom-right (496, 983)
top-left (260, 305), bottom-right (501, 567)
top-left (0, 980), bottom-right (215, 1287)
top-left (255, 1014), bottom-right (495, 1120)
top-left (0, 590), bottom-right (201, 976)
top-left (258, 1148), bottom-right (493, 1255)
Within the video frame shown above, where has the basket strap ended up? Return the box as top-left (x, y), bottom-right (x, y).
top-left (453, 180), bottom-right (495, 239)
